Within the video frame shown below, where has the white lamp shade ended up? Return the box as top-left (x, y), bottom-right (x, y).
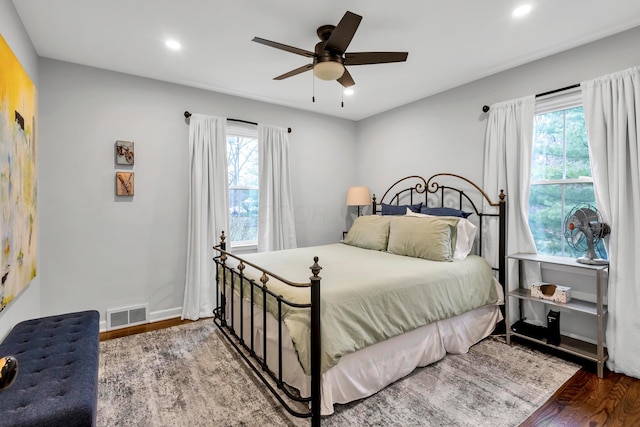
top-left (314, 61), bottom-right (345, 81)
top-left (346, 186), bottom-right (371, 206)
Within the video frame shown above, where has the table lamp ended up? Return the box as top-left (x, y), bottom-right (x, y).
top-left (346, 186), bottom-right (371, 216)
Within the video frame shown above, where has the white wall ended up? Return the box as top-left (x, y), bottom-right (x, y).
top-left (0, 0), bottom-right (41, 339)
top-left (38, 58), bottom-right (356, 327)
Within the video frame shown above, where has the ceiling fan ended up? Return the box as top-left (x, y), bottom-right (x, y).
top-left (252, 11), bottom-right (408, 88)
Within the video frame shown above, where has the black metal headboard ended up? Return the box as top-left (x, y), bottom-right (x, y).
top-left (372, 173), bottom-right (506, 286)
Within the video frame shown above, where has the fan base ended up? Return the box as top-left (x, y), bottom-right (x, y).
top-left (577, 256), bottom-right (609, 266)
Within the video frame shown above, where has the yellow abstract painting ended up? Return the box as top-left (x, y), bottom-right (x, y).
top-left (0, 34), bottom-right (37, 311)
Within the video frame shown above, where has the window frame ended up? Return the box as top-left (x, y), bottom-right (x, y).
top-left (529, 87), bottom-right (598, 258)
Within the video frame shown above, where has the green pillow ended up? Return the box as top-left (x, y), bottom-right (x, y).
top-left (387, 216), bottom-right (458, 261)
top-left (343, 216), bottom-right (391, 251)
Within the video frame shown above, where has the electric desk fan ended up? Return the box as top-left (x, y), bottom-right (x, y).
top-left (563, 203), bottom-right (610, 265)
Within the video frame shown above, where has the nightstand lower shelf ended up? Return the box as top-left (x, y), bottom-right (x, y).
top-left (510, 330), bottom-right (608, 375)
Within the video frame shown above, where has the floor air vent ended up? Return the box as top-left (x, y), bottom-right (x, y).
top-left (107, 304), bottom-right (149, 330)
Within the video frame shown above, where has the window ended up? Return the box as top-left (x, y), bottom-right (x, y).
top-left (227, 123), bottom-right (259, 247)
top-left (528, 90), bottom-right (605, 259)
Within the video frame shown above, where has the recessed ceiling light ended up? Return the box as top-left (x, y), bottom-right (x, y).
top-left (344, 88), bottom-right (354, 96)
top-left (512, 4), bottom-right (532, 17)
top-left (165, 39), bottom-right (182, 51)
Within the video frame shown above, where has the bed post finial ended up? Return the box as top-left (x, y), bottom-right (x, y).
top-left (499, 189), bottom-right (506, 202)
top-left (372, 194), bottom-right (377, 214)
top-left (310, 256), bottom-right (322, 278)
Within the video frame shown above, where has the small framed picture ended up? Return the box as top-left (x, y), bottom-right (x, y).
top-left (115, 140), bottom-right (134, 165)
top-left (116, 172), bottom-right (134, 196)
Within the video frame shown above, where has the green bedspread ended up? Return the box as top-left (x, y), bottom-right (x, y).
top-left (219, 243), bottom-right (498, 375)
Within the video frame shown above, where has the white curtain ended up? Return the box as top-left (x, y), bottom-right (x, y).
top-left (258, 124), bottom-right (297, 252)
top-left (182, 114), bottom-right (229, 320)
top-left (483, 95), bottom-right (537, 259)
top-left (483, 96), bottom-right (542, 323)
top-left (582, 65), bottom-right (640, 377)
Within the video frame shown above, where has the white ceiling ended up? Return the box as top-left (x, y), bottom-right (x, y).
top-left (13, 0), bottom-right (640, 121)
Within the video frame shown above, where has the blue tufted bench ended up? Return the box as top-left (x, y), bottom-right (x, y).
top-left (0, 310), bottom-right (100, 427)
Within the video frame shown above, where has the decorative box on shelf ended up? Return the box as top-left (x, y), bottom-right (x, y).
top-left (531, 282), bottom-right (572, 303)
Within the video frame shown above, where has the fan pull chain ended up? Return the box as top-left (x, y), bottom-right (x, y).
top-left (312, 72), bottom-right (315, 103)
top-left (341, 89), bottom-right (344, 108)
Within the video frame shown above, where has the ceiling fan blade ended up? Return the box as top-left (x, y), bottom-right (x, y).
top-left (325, 11), bottom-right (362, 54)
top-left (252, 37), bottom-right (315, 58)
top-left (274, 64), bottom-right (314, 80)
top-left (337, 68), bottom-right (355, 88)
top-left (344, 51), bottom-right (408, 66)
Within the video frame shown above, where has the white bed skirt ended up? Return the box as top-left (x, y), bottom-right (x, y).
top-left (225, 283), bottom-right (503, 415)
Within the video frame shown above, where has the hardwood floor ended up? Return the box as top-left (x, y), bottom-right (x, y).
top-left (521, 368), bottom-right (640, 426)
top-left (101, 320), bottom-right (640, 426)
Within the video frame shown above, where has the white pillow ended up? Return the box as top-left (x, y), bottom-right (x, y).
top-left (405, 208), bottom-right (477, 259)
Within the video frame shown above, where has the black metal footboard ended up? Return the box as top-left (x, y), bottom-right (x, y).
top-left (212, 232), bottom-right (322, 427)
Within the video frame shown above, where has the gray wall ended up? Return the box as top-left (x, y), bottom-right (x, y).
top-left (0, 0), bottom-right (40, 339)
top-left (38, 59), bottom-right (356, 327)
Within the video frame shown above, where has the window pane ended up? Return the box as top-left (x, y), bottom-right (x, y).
top-left (532, 110), bottom-right (565, 180)
top-left (529, 183), bottom-right (599, 258)
top-left (529, 184), bottom-right (564, 256)
top-left (564, 107), bottom-right (591, 179)
top-left (227, 134), bottom-right (258, 244)
top-left (227, 135), bottom-right (258, 188)
top-left (229, 188), bottom-right (258, 243)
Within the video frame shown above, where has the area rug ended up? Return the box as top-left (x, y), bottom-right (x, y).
top-left (97, 321), bottom-right (579, 426)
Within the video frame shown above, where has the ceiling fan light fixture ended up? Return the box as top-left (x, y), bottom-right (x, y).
top-left (252, 11), bottom-right (407, 91)
top-left (314, 61), bottom-right (345, 81)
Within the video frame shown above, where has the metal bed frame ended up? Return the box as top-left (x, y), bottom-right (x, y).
top-left (212, 173), bottom-right (506, 426)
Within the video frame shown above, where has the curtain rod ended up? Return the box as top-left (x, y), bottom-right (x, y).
top-left (481, 83), bottom-right (581, 113)
top-left (183, 111), bottom-right (292, 133)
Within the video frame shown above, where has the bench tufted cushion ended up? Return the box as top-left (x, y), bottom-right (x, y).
top-left (0, 310), bottom-right (100, 427)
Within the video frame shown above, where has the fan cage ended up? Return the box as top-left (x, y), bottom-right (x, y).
top-left (563, 203), bottom-right (609, 263)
